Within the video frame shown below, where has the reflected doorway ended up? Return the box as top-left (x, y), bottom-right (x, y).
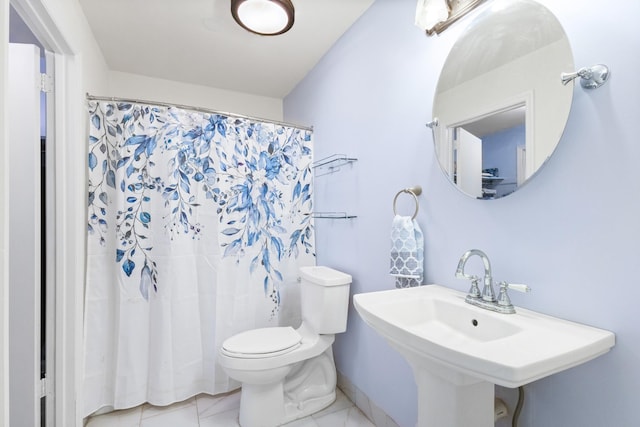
top-left (453, 105), bottom-right (526, 199)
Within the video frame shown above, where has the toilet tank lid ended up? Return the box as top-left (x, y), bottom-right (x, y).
top-left (300, 266), bottom-right (352, 286)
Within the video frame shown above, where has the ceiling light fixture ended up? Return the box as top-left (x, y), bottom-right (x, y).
top-left (231, 0), bottom-right (295, 36)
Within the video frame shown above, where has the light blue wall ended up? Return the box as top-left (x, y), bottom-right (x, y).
top-left (284, 0), bottom-right (640, 426)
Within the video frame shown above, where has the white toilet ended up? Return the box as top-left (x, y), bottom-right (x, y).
top-left (218, 266), bottom-right (352, 427)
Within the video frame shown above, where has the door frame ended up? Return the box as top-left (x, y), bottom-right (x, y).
top-left (4, 1), bottom-right (85, 425)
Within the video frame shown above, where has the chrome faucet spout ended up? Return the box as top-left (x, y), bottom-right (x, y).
top-left (455, 249), bottom-right (530, 314)
top-left (455, 249), bottom-right (495, 302)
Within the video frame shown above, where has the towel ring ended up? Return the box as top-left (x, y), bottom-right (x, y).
top-left (393, 186), bottom-right (422, 220)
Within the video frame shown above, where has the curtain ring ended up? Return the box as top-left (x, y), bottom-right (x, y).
top-left (393, 188), bottom-right (420, 220)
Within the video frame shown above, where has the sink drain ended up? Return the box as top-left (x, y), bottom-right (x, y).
top-left (471, 319), bottom-right (479, 326)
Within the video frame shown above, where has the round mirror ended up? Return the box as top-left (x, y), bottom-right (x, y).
top-left (432, 0), bottom-right (574, 199)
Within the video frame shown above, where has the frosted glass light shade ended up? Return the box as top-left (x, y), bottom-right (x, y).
top-left (231, 0), bottom-right (295, 36)
top-left (415, 0), bottom-right (449, 31)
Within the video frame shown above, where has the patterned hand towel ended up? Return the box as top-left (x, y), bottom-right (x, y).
top-left (389, 215), bottom-right (424, 288)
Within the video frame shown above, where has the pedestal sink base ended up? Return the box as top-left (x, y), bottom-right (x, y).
top-left (402, 349), bottom-right (494, 427)
top-left (416, 366), bottom-right (493, 427)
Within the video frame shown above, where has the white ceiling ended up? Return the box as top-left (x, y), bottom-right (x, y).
top-left (78, 0), bottom-right (374, 99)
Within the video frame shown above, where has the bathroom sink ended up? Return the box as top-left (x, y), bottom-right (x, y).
top-left (353, 284), bottom-right (615, 388)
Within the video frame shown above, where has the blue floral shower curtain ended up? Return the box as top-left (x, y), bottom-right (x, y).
top-left (83, 101), bottom-right (315, 416)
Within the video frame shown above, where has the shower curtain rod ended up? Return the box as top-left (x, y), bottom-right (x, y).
top-left (86, 93), bottom-right (313, 131)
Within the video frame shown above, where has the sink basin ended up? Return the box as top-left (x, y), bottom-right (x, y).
top-left (354, 285), bottom-right (615, 426)
top-left (354, 284), bottom-right (614, 387)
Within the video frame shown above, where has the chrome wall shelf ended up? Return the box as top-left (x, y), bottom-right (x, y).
top-left (312, 212), bottom-right (357, 219)
top-left (311, 154), bottom-right (358, 220)
top-left (312, 154), bottom-right (357, 176)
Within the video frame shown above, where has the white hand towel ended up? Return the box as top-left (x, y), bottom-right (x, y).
top-left (415, 0), bottom-right (449, 31)
top-left (389, 215), bottom-right (424, 288)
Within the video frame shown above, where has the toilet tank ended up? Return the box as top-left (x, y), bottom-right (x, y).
top-left (299, 266), bottom-right (352, 334)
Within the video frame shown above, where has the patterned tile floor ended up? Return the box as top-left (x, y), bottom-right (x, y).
top-left (85, 388), bottom-right (376, 427)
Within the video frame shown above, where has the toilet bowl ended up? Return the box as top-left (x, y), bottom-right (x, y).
top-left (218, 266), bottom-right (352, 427)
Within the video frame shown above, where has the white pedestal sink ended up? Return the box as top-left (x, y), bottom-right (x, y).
top-left (353, 285), bottom-right (615, 427)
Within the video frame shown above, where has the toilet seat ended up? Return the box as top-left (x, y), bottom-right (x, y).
top-left (221, 326), bottom-right (302, 359)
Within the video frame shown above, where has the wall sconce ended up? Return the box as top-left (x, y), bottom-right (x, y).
top-left (231, 0), bottom-right (295, 36)
top-left (415, 0), bottom-right (487, 36)
top-left (415, 0), bottom-right (449, 32)
top-left (561, 64), bottom-right (610, 89)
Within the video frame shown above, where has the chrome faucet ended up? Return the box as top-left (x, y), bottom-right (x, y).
top-left (455, 249), bottom-right (495, 302)
top-left (455, 249), bottom-right (530, 314)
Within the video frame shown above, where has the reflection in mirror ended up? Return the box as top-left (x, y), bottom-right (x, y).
top-left (432, 0), bottom-right (574, 199)
top-left (452, 105), bottom-right (526, 199)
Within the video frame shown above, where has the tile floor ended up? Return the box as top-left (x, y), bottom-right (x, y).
top-left (85, 388), bottom-right (376, 427)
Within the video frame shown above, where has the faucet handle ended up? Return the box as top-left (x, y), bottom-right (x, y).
top-left (496, 282), bottom-right (531, 313)
top-left (503, 283), bottom-right (531, 293)
top-left (467, 275), bottom-right (482, 299)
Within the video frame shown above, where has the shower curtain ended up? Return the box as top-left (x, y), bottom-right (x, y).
top-left (83, 101), bottom-right (315, 416)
